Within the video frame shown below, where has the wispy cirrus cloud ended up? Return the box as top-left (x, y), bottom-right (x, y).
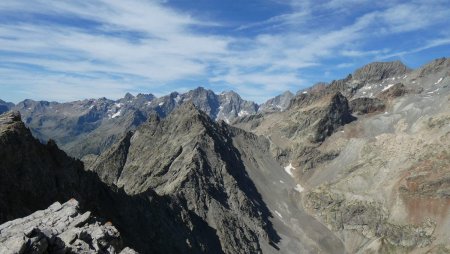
top-left (0, 0), bottom-right (449, 103)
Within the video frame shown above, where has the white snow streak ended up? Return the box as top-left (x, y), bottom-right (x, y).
top-left (382, 84), bottom-right (394, 92)
top-left (294, 184), bottom-right (304, 193)
top-left (111, 110), bottom-right (122, 118)
top-left (274, 210), bottom-right (283, 218)
top-left (284, 163), bottom-right (295, 177)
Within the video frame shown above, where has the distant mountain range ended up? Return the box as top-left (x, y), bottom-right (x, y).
top-left (4, 87), bottom-right (291, 158)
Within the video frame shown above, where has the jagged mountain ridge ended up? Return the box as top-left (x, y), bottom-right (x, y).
top-left (2, 60), bottom-right (413, 160)
top-left (10, 87), bottom-right (258, 158)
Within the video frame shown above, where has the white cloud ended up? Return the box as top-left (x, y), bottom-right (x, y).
top-left (0, 0), bottom-right (449, 103)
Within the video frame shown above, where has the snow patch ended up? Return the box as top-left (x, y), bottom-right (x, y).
top-left (284, 163), bottom-right (295, 177)
top-left (89, 105), bottom-right (94, 109)
top-left (294, 184), bottom-right (304, 193)
top-left (238, 110), bottom-right (249, 117)
top-left (115, 103), bottom-right (123, 108)
top-left (279, 180), bottom-right (284, 184)
top-left (111, 110), bottom-right (122, 119)
top-left (302, 91), bottom-right (308, 94)
top-left (158, 102), bottom-right (164, 106)
top-left (274, 210), bottom-right (283, 218)
top-left (382, 84), bottom-right (394, 92)
top-left (435, 77), bottom-right (443, 85)
top-left (174, 94), bottom-right (182, 103)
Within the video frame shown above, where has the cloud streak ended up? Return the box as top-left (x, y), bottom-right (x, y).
top-left (0, 0), bottom-right (449, 103)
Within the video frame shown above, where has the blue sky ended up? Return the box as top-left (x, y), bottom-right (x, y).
top-left (0, 0), bottom-right (449, 103)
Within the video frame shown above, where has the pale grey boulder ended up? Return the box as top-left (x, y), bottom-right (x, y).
top-left (0, 199), bottom-right (136, 254)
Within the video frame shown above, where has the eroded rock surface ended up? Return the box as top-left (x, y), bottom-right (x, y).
top-left (0, 199), bottom-right (135, 254)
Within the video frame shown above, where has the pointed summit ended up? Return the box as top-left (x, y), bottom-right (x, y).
top-left (124, 92), bottom-right (134, 101)
top-left (89, 98), bottom-right (278, 253)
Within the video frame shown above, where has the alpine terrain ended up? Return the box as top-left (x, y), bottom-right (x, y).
top-left (0, 57), bottom-right (449, 254)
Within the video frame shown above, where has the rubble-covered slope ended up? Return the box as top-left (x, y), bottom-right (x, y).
top-left (232, 58), bottom-right (450, 253)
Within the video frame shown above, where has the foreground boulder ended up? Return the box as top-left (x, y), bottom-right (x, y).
top-left (0, 199), bottom-right (136, 254)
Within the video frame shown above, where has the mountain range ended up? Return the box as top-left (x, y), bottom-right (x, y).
top-left (0, 57), bottom-right (449, 253)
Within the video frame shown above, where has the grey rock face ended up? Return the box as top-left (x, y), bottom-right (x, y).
top-left (258, 91), bottom-right (294, 113)
top-left (217, 90), bottom-right (259, 122)
top-left (0, 199), bottom-right (134, 254)
top-left (234, 91), bottom-right (355, 167)
top-left (349, 97), bottom-right (385, 114)
top-left (313, 92), bottom-right (355, 142)
top-left (378, 82), bottom-right (408, 100)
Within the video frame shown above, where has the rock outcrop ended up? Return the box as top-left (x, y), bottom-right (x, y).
top-left (233, 91), bottom-right (355, 167)
top-left (349, 97), bottom-right (385, 114)
top-left (0, 199), bottom-right (135, 254)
